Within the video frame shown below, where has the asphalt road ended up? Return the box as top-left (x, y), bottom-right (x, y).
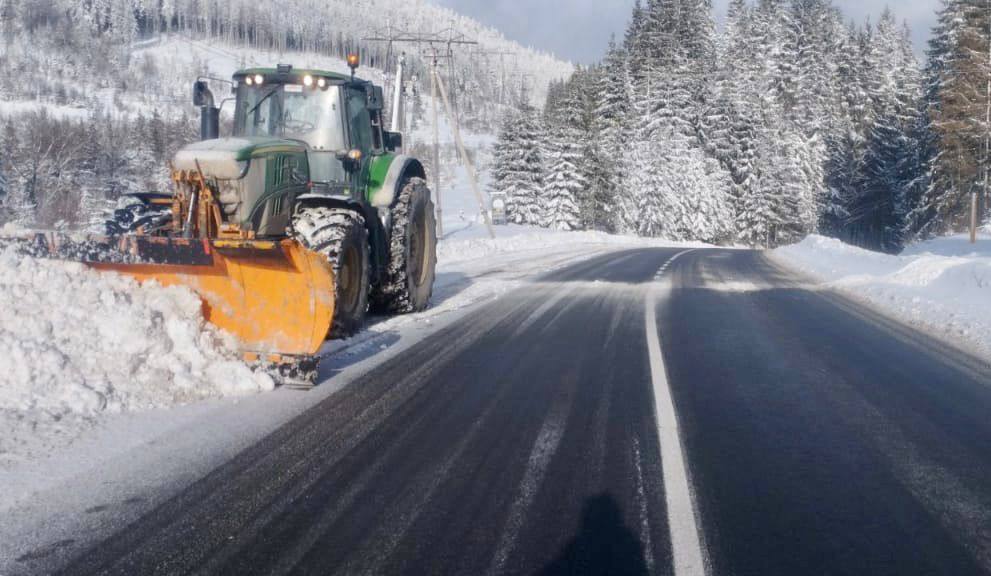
top-left (46, 248), bottom-right (991, 575)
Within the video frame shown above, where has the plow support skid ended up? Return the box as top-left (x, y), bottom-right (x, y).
top-left (7, 233), bottom-right (335, 360)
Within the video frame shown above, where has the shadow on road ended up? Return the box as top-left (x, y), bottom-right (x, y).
top-left (313, 271), bottom-right (473, 384)
top-left (430, 271), bottom-right (473, 308)
top-left (535, 493), bottom-right (650, 576)
top-left (315, 331), bottom-right (402, 382)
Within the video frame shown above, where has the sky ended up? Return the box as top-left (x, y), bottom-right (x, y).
top-left (430, 0), bottom-right (941, 64)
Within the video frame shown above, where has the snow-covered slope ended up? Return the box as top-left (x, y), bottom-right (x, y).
top-left (0, 1), bottom-right (571, 119)
top-left (773, 234), bottom-right (991, 361)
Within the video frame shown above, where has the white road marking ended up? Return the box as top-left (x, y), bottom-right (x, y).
top-left (632, 437), bottom-right (657, 575)
top-left (646, 249), bottom-right (707, 576)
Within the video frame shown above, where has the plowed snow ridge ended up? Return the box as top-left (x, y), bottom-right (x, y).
top-left (0, 247), bottom-right (273, 464)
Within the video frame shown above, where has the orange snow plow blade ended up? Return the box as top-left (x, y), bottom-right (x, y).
top-left (11, 233), bottom-right (335, 361)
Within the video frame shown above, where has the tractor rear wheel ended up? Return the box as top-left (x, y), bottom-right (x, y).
top-left (371, 177), bottom-right (437, 314)
top-left (293, 206), bottom-right (369, 339)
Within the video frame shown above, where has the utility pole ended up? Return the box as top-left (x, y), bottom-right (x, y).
top-left (391, 52), bottom-right (406, 134)
top-left (980, 0), bottom-right (991, 244)
top-left (430, 51), bottom-right (443, 238)
top-left (433, 64), bottom-right (495, 239)
top-left (363, 28), bottom-right (481, 239)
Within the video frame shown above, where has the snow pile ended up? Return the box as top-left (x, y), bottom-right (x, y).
top-left (0, 247), bottom-right (273, 462)
top-left (773, 234), bottom-right (991, 359)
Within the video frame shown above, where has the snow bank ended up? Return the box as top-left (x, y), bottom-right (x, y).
top-left (773, 234), bottom-right (991, 359)
top-left (438, 224), bottom-right (701, 265)
top-left (0, 248), bottom-right (273, 463)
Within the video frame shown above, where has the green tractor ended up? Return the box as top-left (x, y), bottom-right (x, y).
top-left (104, 59), bottom-right (437, 357)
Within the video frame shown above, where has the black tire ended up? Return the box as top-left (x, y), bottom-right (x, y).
top-left (293, 206), bottom-right (370, 339)
top-left (105, 198), bottom-right (172, 236)
top-left (371, 177), bottom-right (437, 314)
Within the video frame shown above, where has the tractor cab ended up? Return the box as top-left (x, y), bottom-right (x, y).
top-left (182, 63), bottom-right (410, 240)
top-left (225, 66), bottom-right (397, 188)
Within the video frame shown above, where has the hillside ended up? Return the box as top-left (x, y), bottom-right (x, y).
top-left (0, 0), bottom-right (571, 119)
top-left (0, 0), bottom-right (572, 230)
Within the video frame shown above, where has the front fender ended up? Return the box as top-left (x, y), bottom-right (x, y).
top-left (368, 155), bottom-right (426, 208)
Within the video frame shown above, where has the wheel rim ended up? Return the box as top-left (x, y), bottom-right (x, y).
top-left (339, 244), bottom-right (362, 314)
top-left (409, 207), bottom-right (429, 287)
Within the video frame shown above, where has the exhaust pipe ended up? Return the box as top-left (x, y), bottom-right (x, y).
top-left (193, 80), bottom-right (220, 141)
top-left (200, 107), bottom-right (219, 141)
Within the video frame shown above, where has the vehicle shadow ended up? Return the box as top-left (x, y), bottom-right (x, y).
top-left (314, 271), bottom-right (473, 384)
top-left (430, 271), bottom-right (473, 308)
top-left (534, 493), bottom-right (651, 576)
top-left (315, 331), bottom-right (402, 382)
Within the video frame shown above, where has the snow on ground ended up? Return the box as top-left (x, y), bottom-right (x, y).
top-left (0, 245), bottom-right (274, 468)
top-left (772, 233), bottom-right (991, 360)
top-left (0, 100), bottom-right (92, 120)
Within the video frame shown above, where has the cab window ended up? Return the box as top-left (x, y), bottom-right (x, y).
top-left (347, 87), bottom-right (373, 153)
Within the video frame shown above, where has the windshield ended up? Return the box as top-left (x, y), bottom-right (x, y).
top-left (233, 83), bottom-right (346, 152)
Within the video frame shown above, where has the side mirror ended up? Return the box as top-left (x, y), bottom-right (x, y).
top-left (367, 85), bottom-right (384, 111)
top-left (193, 80), bottom-right (214, 108)
top-left (384, 131), bottom-right (403, 152)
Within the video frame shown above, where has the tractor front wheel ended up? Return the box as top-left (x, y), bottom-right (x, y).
top-left (293, 206), bottom-right (370, 339)
top-left (372, 177), bottom-right (437, 314)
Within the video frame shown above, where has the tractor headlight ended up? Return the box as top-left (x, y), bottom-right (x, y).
top-left (303, 74), bottom-right (314, 87)
top-left (317, 77), bottom-right (327, 88)
top-left (253, 74), bottom-right (264, 85)
top-left (245, 76), bottom-right (253, 86)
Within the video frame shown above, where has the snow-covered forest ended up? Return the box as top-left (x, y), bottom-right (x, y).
top-left (0, 0), bottom-right (571, 229)
top-left (493, 0), bottom-right (989, 251)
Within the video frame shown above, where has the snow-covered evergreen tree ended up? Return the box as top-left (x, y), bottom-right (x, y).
top-left (0, 144), bottom-right (9, 225)
top-left (840, 10), bottom-right (923, 251)
top-left (542, 123), bottom-right (585, 231)
top-left (914, 0), bottom-right (991, 237)
top-left (627, 135), bottom-right (678, 238)
top-left (490, 106), bottom-right (546, 226)
top-left (589, 38), bottom-right (631, 233)
top-left (669, 141), bottom-right (735, 243)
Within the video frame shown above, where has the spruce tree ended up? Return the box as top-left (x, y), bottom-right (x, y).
top-left (0, 147), bottom-right (8, 225)
top-left (592, 38), bottom-right (631, 232)
top-left (542, 122), bottom-right (585, 231)
top-left (854, 104), bottom-right (909, 252)
top-left (627, 135), bottom-right (677, 238)
top-left (916, 0), bottom-right (990, 237)
top-left (490, 105), bottom-right (545, 226)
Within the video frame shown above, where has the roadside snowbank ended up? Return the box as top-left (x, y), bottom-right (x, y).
top-left (773, 234), bottom-right (991, 359)
top-left (0, 248), bottom-right (273, 464)
top-left (438, 223), bottom-right (701, 264)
